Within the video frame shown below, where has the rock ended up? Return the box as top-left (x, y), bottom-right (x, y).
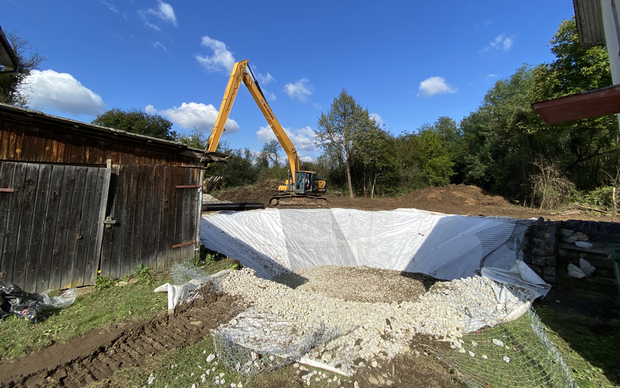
top-left (568, 263), bottom-right (586, 279)
top-left (574, 232), bottom-right (589, 241)
top-left (579, 258), bottom-right (596, 277)
top-left (206, 354), bottom-right (216, 363)
top-left (575, 241), bottom-right (593, 249)
top-left (147, 373), bottom-right (155, 385)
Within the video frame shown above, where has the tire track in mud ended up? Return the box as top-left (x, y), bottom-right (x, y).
top-left (0, 286), bottom-right (241, 388)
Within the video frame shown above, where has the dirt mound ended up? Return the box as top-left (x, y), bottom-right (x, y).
top-left (210, 183), bottom-right (617, 222)
top-left (408, 184), bottom-right (512, 208)
top-left (0, 285), bottom-right (241, 388)
top-left (216, 185), bottom-right (277, 205)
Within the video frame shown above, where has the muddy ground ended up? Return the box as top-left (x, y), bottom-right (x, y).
top-left (216, 183), bottom-right (619, 222)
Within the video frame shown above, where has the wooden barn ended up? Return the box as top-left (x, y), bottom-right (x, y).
top-left (0, 103), bottom-right (228, 292)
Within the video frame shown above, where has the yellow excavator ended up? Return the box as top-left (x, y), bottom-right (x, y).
top-left (206, 60), bottom-right (327, 207)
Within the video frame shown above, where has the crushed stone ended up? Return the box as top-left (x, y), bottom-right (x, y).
top-left (218, 266), bottom-right (530, 375)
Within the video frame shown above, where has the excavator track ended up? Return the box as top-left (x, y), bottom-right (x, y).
top-left (269, 194), bottom-right (328, 208)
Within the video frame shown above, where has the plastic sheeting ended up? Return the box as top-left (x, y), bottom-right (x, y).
top-left (200, 208), bottom-right (543, 284)
top-left (154, 269), bottom-right (233, 311)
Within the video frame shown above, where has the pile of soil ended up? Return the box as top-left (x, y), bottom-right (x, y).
top-left (216, 185), bottom-right (277, 206)
top-left (407, 184), bottom-right (511, 207)
top-left (213, 183), bottom-right (619, 222)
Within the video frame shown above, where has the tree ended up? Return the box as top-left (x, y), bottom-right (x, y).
top-left (417, 128), bottom-right (454, 186)
top-left (206, 141), bottom-right (259, 188)
top-left (316, 89), bottom-right (371, 198)
top-left (532, 18), bottom-right (619, 191)
top-left (177, 128), bottom-right (208, 149)
top-left (92, 108), bottom-right (177, 141)
top-left (0, 31), bottom-right (44, 106)
top-left (352, 120), bottom-right (393, 197)
top-left (460, 65), bottom-right (539, 198)
top-left (260, 139), bottom-right (283, 167)
top-left (458, 18), bottom-right (620, 205)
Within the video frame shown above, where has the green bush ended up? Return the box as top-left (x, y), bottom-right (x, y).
top-left (578, 186), bottom-right (617, 209)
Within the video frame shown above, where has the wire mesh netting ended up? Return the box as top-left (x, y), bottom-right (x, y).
top-left (432, 306), bottom-right (575, 388)
top-left (213, 309), bottom-right (354, 376)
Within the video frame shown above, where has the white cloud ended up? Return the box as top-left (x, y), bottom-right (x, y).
top-left (146, 0), bottom-right (178, 26)
top-left (257, 72), bottom-right (276, 85)
top-left (195, 36), bottom-right (235, 73)
top-left (256, 125), bottom-right (318, 154)
top-left (417, 76), bottom-right (457, 97)
top-left (252, 69), bottom-right (276, 100)
top-left (487, 73), bottom-right (498, 79)
top-left (20, 70), bottom-right (105, 116)
top-left (147, 102), bottom-right (239, 133)
top-left (483, 34), bottom-right (514, 52)
top-left (101, 1), bottom-right (119, 13)
top-left (153, 41), bottom-right (166, 50)
top-left (144, 21), bottom-right (160, 31)
top-left (370, 113), bottom-right (384, 126)
top-left (284, 78), bottom-right (312, 102)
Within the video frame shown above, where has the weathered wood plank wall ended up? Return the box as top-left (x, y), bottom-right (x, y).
top-left (0, 106), bottom-right (210, 292)
top-left (0, 162), bottom-right (110, 291)
top-left (99, 165), bottom-right (202, 279)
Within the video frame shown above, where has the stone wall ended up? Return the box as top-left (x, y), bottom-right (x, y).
top-left (522, 217), bottom-right (559, 284)
top-left (522, 217), bottom-right (619, 293)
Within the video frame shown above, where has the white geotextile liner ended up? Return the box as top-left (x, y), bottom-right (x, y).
top-left (200, 208), bottom-right (538, 283)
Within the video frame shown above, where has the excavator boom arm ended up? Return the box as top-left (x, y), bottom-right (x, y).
top-left (207, 60), bottom-right (300, 180)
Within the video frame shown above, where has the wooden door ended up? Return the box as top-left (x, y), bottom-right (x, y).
top-left (0, 162), bottom-right (110, 291)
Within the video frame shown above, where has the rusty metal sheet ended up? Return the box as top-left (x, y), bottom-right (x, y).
top-left (533, 84), bottom-right (620, 124)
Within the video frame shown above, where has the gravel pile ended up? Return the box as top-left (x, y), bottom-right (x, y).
top-left (218, 266), bottom-right (530, 376)
top-left (203, 194), bottom-right (231, 204)
top-left (277, 265), bottom-right (433, 304)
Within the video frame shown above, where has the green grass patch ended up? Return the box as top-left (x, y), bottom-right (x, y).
top-left (435, 306), bottom-right (619, 388)
top-left (0, 270), bottom-right (170, 361)
top-left (535, 305), bottom-right (620, 388)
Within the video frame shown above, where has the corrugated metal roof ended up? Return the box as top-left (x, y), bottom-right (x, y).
top-left (574, 0), bottom-right (606, 48)
top-left (532, 84), bottom-right (620, 124)
top-left (0, 25), bottom-right (19, 69)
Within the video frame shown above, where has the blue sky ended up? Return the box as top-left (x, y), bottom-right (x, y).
top-left (2, 0), bottom-right (575, 161)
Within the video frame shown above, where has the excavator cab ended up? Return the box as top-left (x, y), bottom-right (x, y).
top-left (293, 171), bottom-right (326, 195)
top-left (279, 171), bottom-right (326, 195)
